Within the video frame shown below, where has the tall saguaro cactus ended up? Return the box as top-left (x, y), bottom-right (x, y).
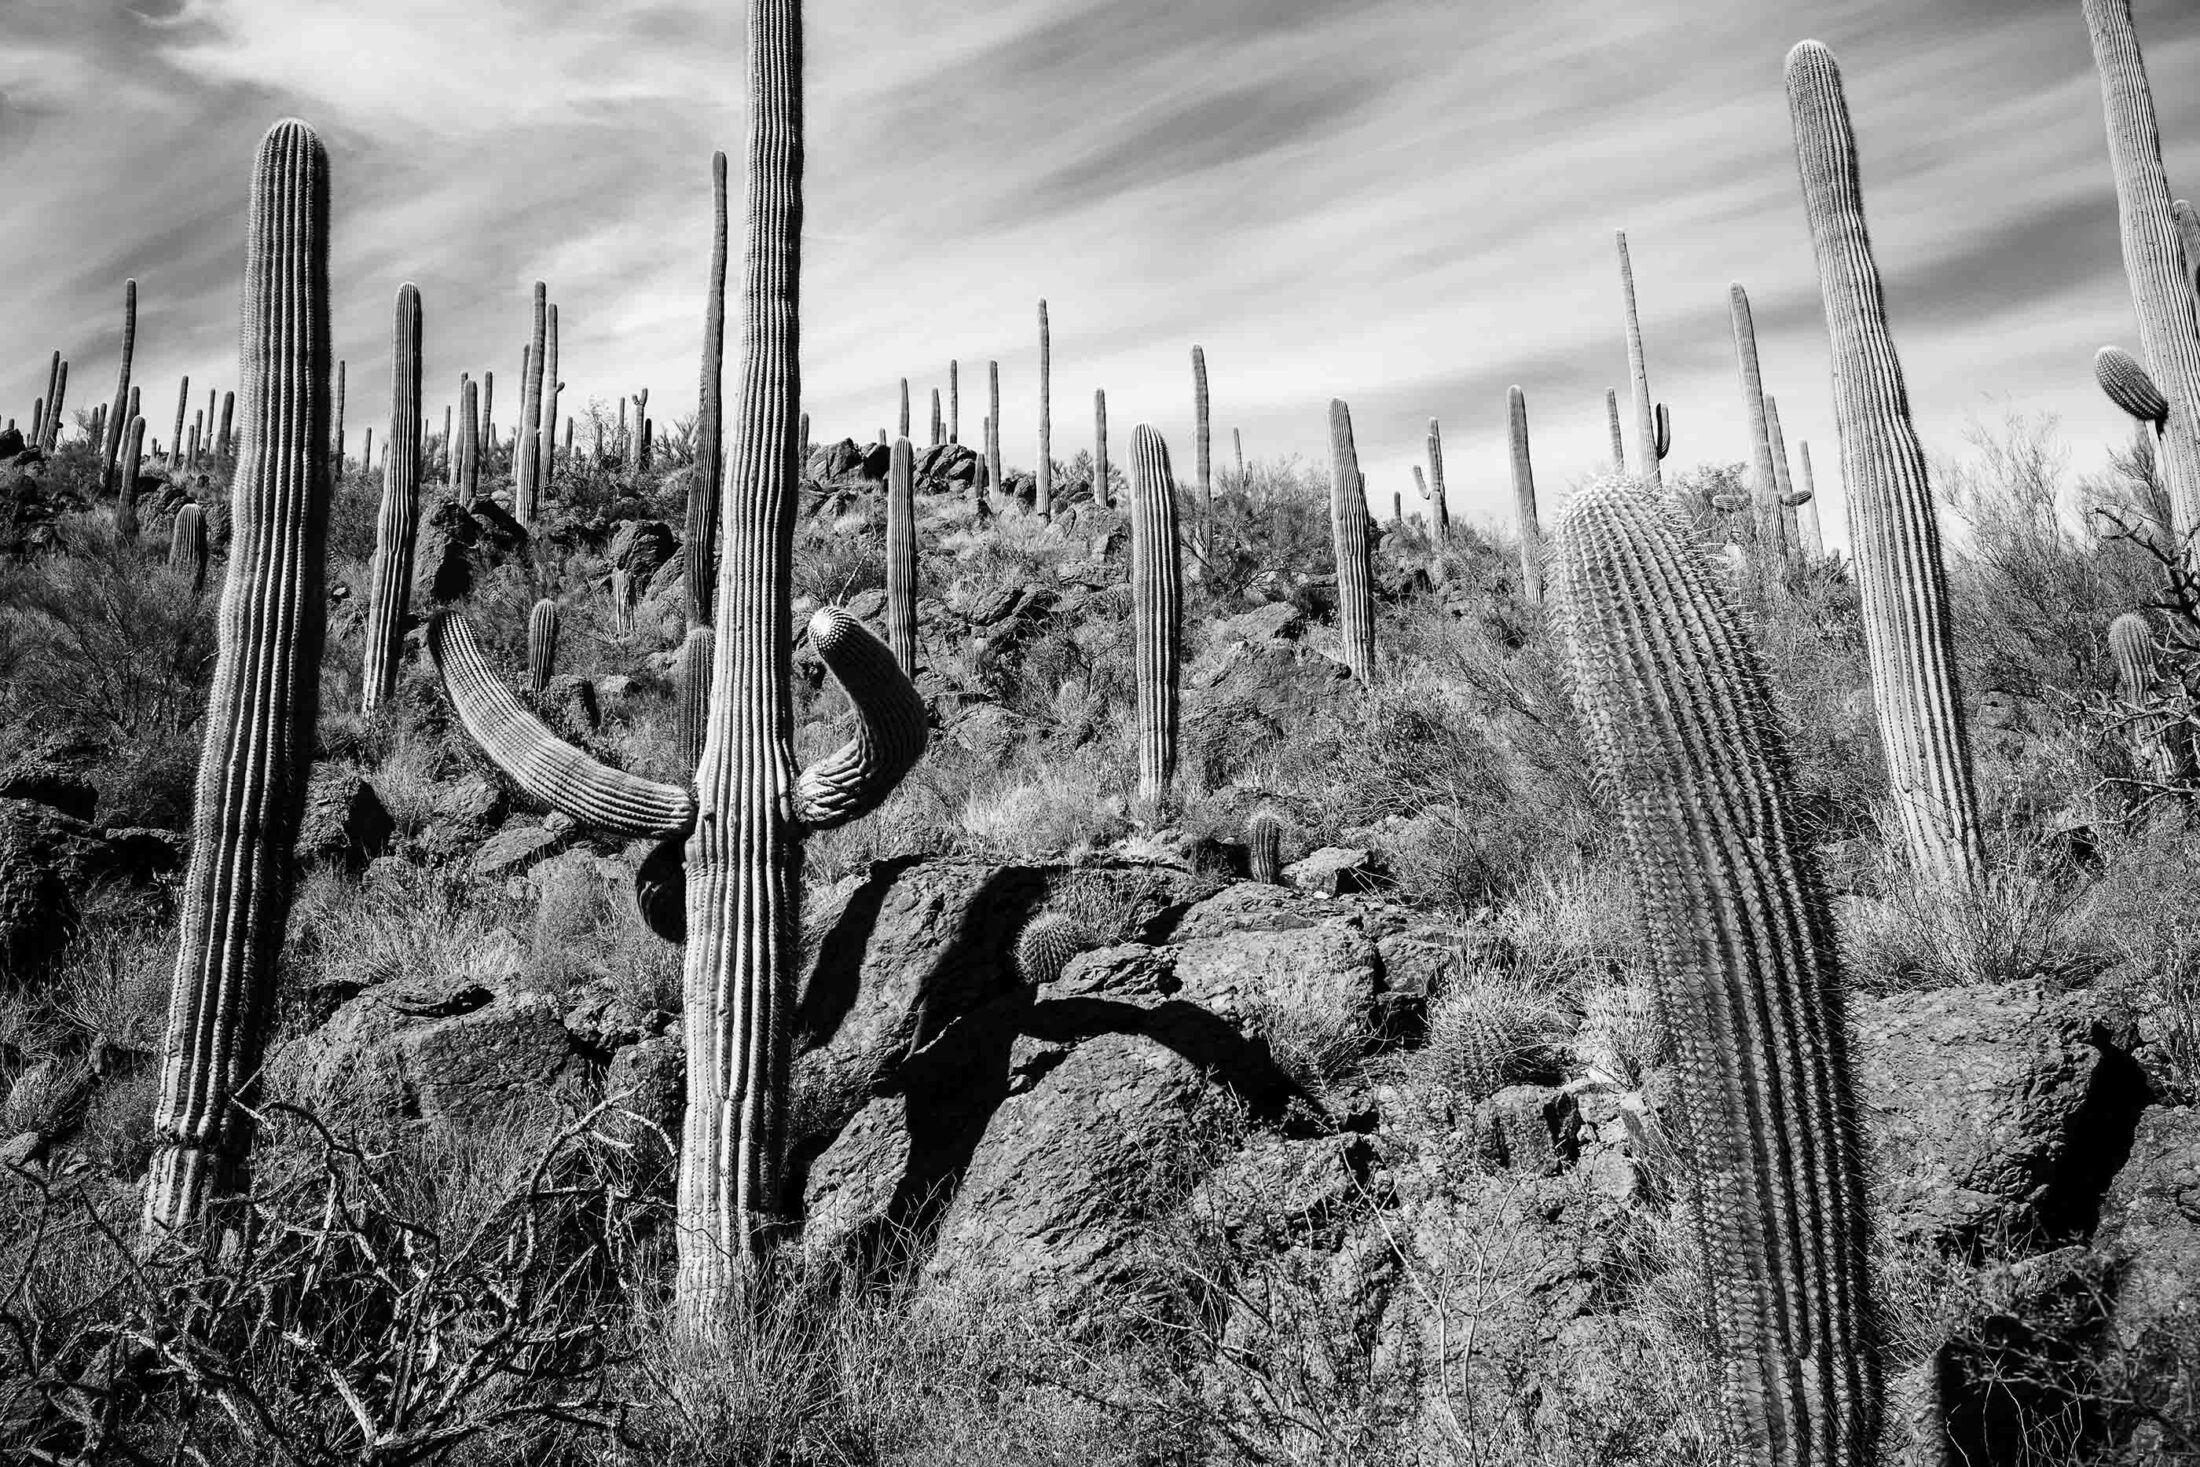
top-left (1788, 40), bottom-right (1982, 888)
top-left (1193, 344), bottom-right (1211, 544)
top-left (1036, 300), bottom-right (1053, 519)
top-left (1328, 399), bottom-right (1375, 683)
top-left (1616, 229), bottom-right (1663, 486)
top-left (1730, 285), bottom-right (1785, 557)
top-left (1129, 425), bottom-right (1182, 809)
top-left (690, 149), bottom-right (730, 630)
top-left (987, 360), bottom-right (1003, 502)
top-left (1093, 389), bottom-right (1110, 509)
top-left (116, 416), bottom-right (145, 544)
top-left (516, 281), bottom-right (547, 523)
top-left (362, 284), bottom-right (424, 714)
top-left (101, 280), bottom-right (136, 492)
top-left (145, 118), bottom-right (331, 1235)
top-left (1553, 473), bottom-right (1877, 1466)
top-left (1426, 418), bottom-right (1451, 540)
top-left (949, 359), bottom-right (959, 444)
top-left (886, 436), bottom-right (917, 672)
top-left (538, 304), bottom-right (561, 506)
top-left (1508, 385), bottom-right (1543, 605)
top-left (2084, 0), bottom-right (2200, 556)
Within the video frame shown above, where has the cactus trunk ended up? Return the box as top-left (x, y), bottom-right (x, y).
top-left (116, 416), bottom-right (145, 544)
top-left (676, 625), bottom-right (713, 770)
top-left (145, 119), bottom-right (331, 1235)
top-left (363, 285), bottom-right (424, 714)
top-left (101, 280), bottom-right (136, 492)
top-left (1788, 40), bottom-right (1982, 889)
top-left (1036, 302), bottom-right (1052, 519)
top-left (538, 305), bottom-right (560, 505)
top-left (690, 149), bottom-right (730, 630)
top-left (1508, 385), bottom-right (1543, 605)
top-left (1617, 230), bottom-right (1663, 487)
top-left (1193, 344), bottom-right (1211, 548)
top-left (949, 360), bottom-right (959, 444)
top-left (458, 377), bottom-right (480, 507)
top-left (516, 282), bottom-right (547, 523)
top-left (886, 437), bottom-right (917, 672)
top-left (1328, 400), bottom-right (1375, 683)
top-left (1553, 473), bottom-right (1877, 1466)
top-left (1605, 388), bottom-right (1625, 471)
top-left (1730, 285), bottom-right (1786, 558)
top-left (1426, 418), bottom-right (1451, 541)
top-left (1130, 425), bottom-right (1182, 810)
top-left (1094, 389), bottom-right (1109, 509)
top-left (987, 360), bottom-right (1003, 503)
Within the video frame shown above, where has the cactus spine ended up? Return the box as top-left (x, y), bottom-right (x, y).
top-left (101, 280), bottom-right (136, 492)
top-left (170, 502), bottom-right (208, 594)
top-left (1193, 344), bottom-right (1211, 545)
top-left (145, 119), bottom-right (332, 1235)
top-left (1426, 418), bottom-right (1451, 541)
top-left (1328, 399), bottom-right (1375, 684)
top-left (362, 284), bottom-right (423, 715)
top-left (517, 282), bottom-right (547, 523)
top-left (116, 416), bottom-right (145, 544)
top-left (1553, 474), bottom-right (1876, 1465)
top-left (1130, 425), bottom-right (1183, 809)
top-left (527, 597), bottom-right (560, 694)
top-left (1094, 388), bottom-right (1109, 508)
top-left (886, 436), bottom-right (917, 672)
top-left (690, 149), bottom-right (730, 631)
top-left (1617, 229), bottom-right (1663, 486)
top-left (1508, 385), bottom-right (1543, 605)
top-left (2084, 0), bottom-right (2200, 556)
top-left (1730, 285), bottom-right (1786, 557)
top-left (1247, 806), bottom-right (1283, 884)
top-left (1036, 301), bottom-right (1053, 519)
top-left (1788, 40), bottom-right (1982, 889)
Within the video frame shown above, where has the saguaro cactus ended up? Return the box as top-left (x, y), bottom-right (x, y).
top-left (690, 149), bottom-right (730, 630)
top-left (1508, 386), bottom-right (1543, 605)
top-left (527, 598), bottom-right (560, 693)
top-left (1730, 285), bottom-right (1785, 557)
top-left (1328, 399), bottom-right (1375, 683)
top-left (987, 360), bottom-right (1003, 501)
top-left (145, 118), bottom-right (331, 1234)
top-left (170, 502), bottom-right (209, 594)
top-left (101, 280), bottom-right (136, 491)
top-left (516, 282), bottom-right (547, 523)
top-left (930, 388), bottom-right (943, 448)
top-left (1036, 302), bottom-right (1054, 519)
top-left (1617, 229), bottom-right (1663, 486)
top-left (1426, 418), bottom-right (1451, 541)
top-left (899, 377), bottom-right (911, 440)
top-left (2109, 610), bottom-right (2181, 783)
top-left (1788, 40), bottom-right (1982, 888)
top-left (116, 416), bottom-right (146, 544)
top-left (1093, 389), bottom-right (1110, 509)
top-left (1247, 806), bottom-right (1283, 884)
top-left (1130, 424), bottom-right (1183, 809)
top-left (2084, 0), bottom-right (2200, 555)
top-left (1766, 394), bottom-right (1804, 551)
top-left (886, 436), bottom-right (917, 672)
top-left (362, 284), bottom-right (424, 714)
top-left (676, 624), bottom-right (713, 770)
top-left (1552, 473), bottom-right (1876, 1466)
top-left (949, 359), bottom-right (959, 444)
top-left (216, 391), bottom-right (234, 466)
top-left (2097, 344), bottom-right (2169, 427)
top-left (1605, 388), bottom-right (1625, 470)
top-left (633, 385), bottom-right (651, 474)
top-left (332, 361), bottom-right (345, 470)
top-left (43, 361), bottom-right (67, 454)
top-left (480, 371), bottom-right (494, 461)
top-left (538, 304), bottom-right (560, 504)
top-left (458, 377), bottom-right (480, 506)
top-left (1193, 344), bottom-right (1211, 543)
top-left (37, 351), bottom-right (58, 449)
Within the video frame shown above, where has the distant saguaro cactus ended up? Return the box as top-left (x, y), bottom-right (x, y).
top-left (1798, 439), bottom-right (1824, 558)
top-left (1605, 388), bottom-right (1625, 470)
top-left (886, 437), bottom-right (917, 672)
top-left (1426, 418), bottom-right (1451, 540)
top-left (1247, 806), bottom-right (1283, 884)
top-left (100, 280), bottom-right (136, 492)
top-left (690, 149), bottom-right (730, 630)
top-left (170, 502), bottom-right (209, 594)
top-left (217, 391), bottom-right (234, 467)
top-left (1554, 473), bottom-right (1877, 1466)
top-left (1193, 344), bottom-right (1211, 543)
top-left (949, 360), bottom-right (959, 443)
top-left (517, 282), bottom-right (547, 523)
top-left (632, 385), bottom-right (651, 475)
top-left (36, 350), bottom-right (58, 450)
top-left (930, 388), bottom-right (943, 448)
top-left (1508, 386), bottom-right (1543, 605)
top-left (538, 304), bottom-right (560, 503)
top-left (1015, 912), bottom-right (1096, 986)
top-left (676, 624), bottom-right (713, 770)
top-left (362, 284), bottom-right (424, 715)
top-left (2097, 344), bottom-right (2169, 427)
top-left (458, 377), bottom-right (480, 506)
top-left (988, 360), bottom-right (1003, 502)
top-left (480, 371), bottom-right (494, 460)
top-left (1327, 400), bottom-right (1376, 682)
top-left (145, 118), bottom-right (332, 1236)
top-left (1766, 394), bottom-right (1804, 552)
top-left (1130, 424), bottom-right (1183, 809)
top-left (1036, 301), bottom-right (1054, 519)
top-left (1789, 39), bottom-right (1982, 889)
top-left (1616, 230), bottom-right (1663, 486)
top-left (116, 416), bottom-right (146, 544)
top-left (527, 597), bottom-right (560, 693)
top-left (2084, 0), bottom-right (2200, 555)
top-left (1730, 285), bottom-right (1785, 557)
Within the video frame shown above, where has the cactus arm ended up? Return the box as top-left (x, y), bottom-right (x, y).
top-left (429, 610), bottom-right (694, 837)
top-left (792, 607), bottom-right (926, 831)
top-left (1617, 231), bottom-right (1663, 487)
top-left (1604, 387), bottom-right (1625, 471)
top-left (2097, 344), bottom-right (2170, 426)
top-left (1655, 401), bottom-right (1672, 461)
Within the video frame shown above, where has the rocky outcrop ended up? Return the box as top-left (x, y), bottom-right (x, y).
top-left (295, 768), bottom-right (394, 872)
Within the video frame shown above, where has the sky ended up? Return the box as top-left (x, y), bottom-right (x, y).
top-left (4, 0), bottom-right (2198, 548)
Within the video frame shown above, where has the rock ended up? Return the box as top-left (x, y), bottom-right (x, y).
top-left (2095, 1106), bottom-right (2200, 1439)
top-left (295, 768), bottom-right (394, 872)
top-left (1170, 919), bottom-right (1386, 1055)
top-left (1851, 980), bottom-right (2150, 1251)
top-left (1286, 846), bottom-right (1387, 896)
top-left (1170, 881), bottom-right (1331, 940)
top-left (1475, 1084), bottom-right (1580, 1173)
top-left (414, 497), bottom-right (485, 602)
top-left (603, 1034), bottom-right (685, 1162)
top-left (1188, 1133), bottom-right (1379, 1252)
top-left (0, 1131), bottom-right (40, 1169)
top-left (472, 823), bottom-right (567, 882)
top-left (0, 745), bottom-right (97, 821)
top-left (1205, 601), bottom-right (1306, 650)
top-left (0, 798), bottom-right (127, 971)
top-left (947, 703), bottom-right (1025, 763)
top-left (608, 518), bottom-right (677, 583)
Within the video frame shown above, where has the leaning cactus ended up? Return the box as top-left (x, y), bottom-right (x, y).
top-left (1616, 229), bottom-right (1663, 486)
top-left (145, 118), bottom-right (332, 1235)
top-left (1507, 385), bottom-right (1543, 605)
top-left (2084, 0), bottom-right (2200, 552)
top-left (1247, 806), bottom-right (1283, 885)
top-left (1730, 284), bottom-right (1785, 557)
top-left (677, 624), bottom-right (713, 770)
top-left (690, 149), bottom-right (729, 630)
top-left (1554, 473), bottom-right (1877, 1465)
top-left (516, 281), bottom-right (546, 523)
top-left (432, 8), bottom-right (927, 1326)
top-left (1789, 39), bottom-right (1983, 889)
top-left (170, 502), bottom-right (209, 594)
top-left (116, 416), bottom-right (145, 544)
top-left (1014, 911), bottom-right (1097, 986)
top-left (1426, 418), bottom-right (1451, 540)
top-left (1130, 424), bottom-right (1183, 810)
top-left (2097, 344), bottom-right (2169, 427)
top-left (1328, 399), bottom-right (1375, 683)
top-left (886, 437), bottom-right (917, 672)
top-left (526, 597), bottom-right (560, 694)
top-left (100, 279), bottom-right (136, 492)
top-left (361, 284), bottom-right (423, 715)
top-left (1037, 300), bottom-right (1053, 519)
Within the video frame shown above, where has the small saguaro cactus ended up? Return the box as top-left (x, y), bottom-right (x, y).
top-left (1605, 388), bottom-right (1625, 470)
top-left (1616, 229), bottom-right (1663, 486)
top-left (100, 279), bottom-right (136, 492)
top-left (2097, 344), bottom-right (2169, 428)
top-left (1789, 39), bottom-right (1983, 890)
top-left (2109, 610), bottom-right (2183, 784)
top-left (1507, 385), bottom-right (1543, 605)
top-left (1426, 418), bottom-right (1451, 540)
top-left (1554, 473), bottom-right (1877, 1465)
top-left (362, 284), bottom-right (424, 715)
top-left (1247, 806), bottom-right (1283, 884)
top-left (170, 502), bottom-right (209, 594)
top-left (1193, 344), bottom-right (1211, 543)
top-left (988, 359), bottom-right (1003, 501)
top-left (949, 360), bottom-right (959, 443)
top-left (527, 597), bottom-right (560, 693)
top-left (1328, 400), bottom-right (1375, 683)
top-left (1014, 911), bottom-right (1097, 986)
top-left (116, 415), bottom-right (146, 544)
top-left (899, 377), bottom-right (911, 440)
top-left (1130, 424), bottom-right (1183, 810)
top-left (145, 117), bottom-right (332, 1236)
top-left (676, 624), bottom-right (713, 770)
top-left (2084, 0), bottom-right (2200, 553)
top-left (886, 436), bottom-right (917, 672)
top-left (1037, 300), bottom-right (1053, 519)
top-left (930, 388), bottom-right (943, 448)
top-left (1093, 389), bottom-right (1110, 509)
top-left (690, 149), bottom-right (730, 631)
top-left (1730, 284), bottom-right (1786, 558)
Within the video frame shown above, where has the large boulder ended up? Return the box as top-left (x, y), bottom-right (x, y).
top-left (295, 768), bottom-right (394, 872)
top-left (0, 798), bottom-right (136, 971)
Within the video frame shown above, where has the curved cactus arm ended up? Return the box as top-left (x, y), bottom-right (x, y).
top-left (429, 610), bottom-right (695, 837)
top-left (2097, 344), bottom-right (2170, 426)
top-left (792, 606), bottom-right (927, 831)
top-left (1654, 402), bottom-right (1671, 460)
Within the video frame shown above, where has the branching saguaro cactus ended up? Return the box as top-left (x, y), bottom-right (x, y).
top-left (1730, 285), bottom-right (1786, 557)
top-left (886, 436), bottom-right (917, 672)
top-left (1093, 389), bottom-right (1110, 509)
top-left (1247, 806), bottom-right (1283, 884)
top-left (362, 284), bottom-right (423, 715)
top-left (170, 502), bottom-right (208, 594)
top-left (1508, 386), bottom-right (1543, 605)
top-left (1037, 301), bottom-right (1053, 519)
top-left (116, 416), bottom-right (145, 544)
top-left (1130, 424), bottom-right (1183, 810)
top-left (1328, 400), bottom-right (1375, 683)
top-left (101, 279), bottom-right (136, 491)
top-left (1617, 229), bottom-right (1663, 487)
top-left (516, 282), bottom-right (547, 523)
top-left (432, 0), bottom-right (927, 1330)
top-left (2084, 0), bottom-right (2200, 554)
top-left (1789, 40), bottom-right (1983, 888)
top-left (1426, 418), bottom-right (1451, 540)
top-left (145, 118), bottom-right (331, 1236)
top-left (527, 598), bottom-right (560, 693)
top-left (1554, 474), bottom-right (1877, 1466)
top-left (690, 149), bottom-right (730, 630)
